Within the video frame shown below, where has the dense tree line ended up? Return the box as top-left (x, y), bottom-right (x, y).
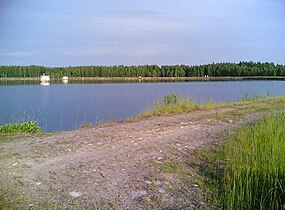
top-left (0, 62), bottom-right (285, 78)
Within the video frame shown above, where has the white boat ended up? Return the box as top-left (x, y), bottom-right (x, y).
top-left (40, 74), bottom-right (50, 82)
top-left (62, 76), bottom-right (68, 80)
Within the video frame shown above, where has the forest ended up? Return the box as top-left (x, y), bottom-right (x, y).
top-left (0, 61), bottom-right (285, 78)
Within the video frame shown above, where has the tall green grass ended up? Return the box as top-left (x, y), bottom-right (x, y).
top-left (0, 121), bottom-right (41, 134)
top-left (224, 113), bottom-right (285, 209)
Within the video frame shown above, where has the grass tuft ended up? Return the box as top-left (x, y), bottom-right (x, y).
top-left (0, 121), bottom-right (41, 134)
top-left (150, 93), bottom-right (196, 115)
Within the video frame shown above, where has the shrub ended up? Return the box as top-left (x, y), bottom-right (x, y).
top-left (0, 121), bottom-right (41, 134)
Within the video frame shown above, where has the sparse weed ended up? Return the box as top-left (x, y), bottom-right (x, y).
top-left (148, 93), bottom-right (281, 116)
top-left (80, 123), bottom-right (93, 128)
top-left (161, 158), bottom-right (184, 173)
top-left (242, 92), bottom-right (272, 101)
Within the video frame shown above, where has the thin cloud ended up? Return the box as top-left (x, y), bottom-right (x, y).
top-left (107, 9), bottom-right (163, 19)
top-left (0, 50), bottom-right (29, 57)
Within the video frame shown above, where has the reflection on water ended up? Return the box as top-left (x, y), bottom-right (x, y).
top-left (40, 82), bottom-right (50, 86)
top-left (1, 80), bottom-right (285, 132)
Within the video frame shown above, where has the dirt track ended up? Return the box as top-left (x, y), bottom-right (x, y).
top-left (0, 101), bottom-right (280, 209)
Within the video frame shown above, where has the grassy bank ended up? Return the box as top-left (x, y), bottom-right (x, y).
top-left (142, 92), bottom-right (283, 116)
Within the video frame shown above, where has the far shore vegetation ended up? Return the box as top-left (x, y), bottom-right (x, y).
top-left (1, 61), bottom-right (285, 79)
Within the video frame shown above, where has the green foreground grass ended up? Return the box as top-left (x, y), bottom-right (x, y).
top-left (193, 109), bottom-right (285, 209)
top-left (222, 112), bottom-right (285, 209)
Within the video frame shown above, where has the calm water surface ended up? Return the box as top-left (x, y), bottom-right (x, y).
top-left (1, 80), bottom-right (285, 132)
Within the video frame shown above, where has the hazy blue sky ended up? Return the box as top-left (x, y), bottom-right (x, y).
top-left (0, 0), bottom-right (284, 66)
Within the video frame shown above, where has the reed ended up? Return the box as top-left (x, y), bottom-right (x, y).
top-left (223, 113), bottom-right (285, 209)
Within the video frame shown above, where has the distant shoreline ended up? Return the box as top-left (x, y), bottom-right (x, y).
top-left (1, 76), bottom-right (285, 81)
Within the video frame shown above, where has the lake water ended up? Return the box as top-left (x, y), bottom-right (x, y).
top-left (1, 80), bottom-right (285, 132)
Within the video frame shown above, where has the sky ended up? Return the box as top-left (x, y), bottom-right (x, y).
top-left (0, 0), bottom-right (284, 67)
